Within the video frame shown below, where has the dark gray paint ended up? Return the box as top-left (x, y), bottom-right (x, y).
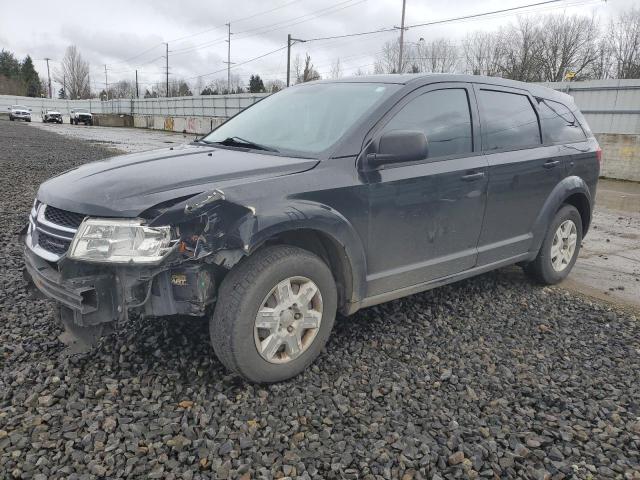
top-left (28, 73), bottom-right (600, 320)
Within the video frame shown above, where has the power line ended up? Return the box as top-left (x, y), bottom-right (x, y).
top-left (183, 45), bottom-right (289, 81)
top-left (169, 0), bottom-right (364, 57)
top-left (168, 0), bottom-right (305, 45)
top-left (104, 0), bottom-right (599, 88)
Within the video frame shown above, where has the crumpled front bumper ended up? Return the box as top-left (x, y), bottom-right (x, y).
top-left (23, 247), bottom-right (119, 327)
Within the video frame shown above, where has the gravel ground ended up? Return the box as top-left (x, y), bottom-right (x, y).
top-left (1, 120), bottom-right (640, 480)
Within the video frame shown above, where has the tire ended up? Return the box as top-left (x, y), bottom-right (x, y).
top-left (524, 204), bottom-right (582, 285)
top-left (211, 245), bottom-right (338, 383)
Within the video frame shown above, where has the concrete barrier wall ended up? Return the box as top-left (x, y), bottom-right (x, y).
top-left (131, 115), bottom-right (226, 135)
top-left (597, 133), bottom-right (640, 182)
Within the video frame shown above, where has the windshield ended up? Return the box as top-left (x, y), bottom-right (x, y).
top-left (203, 82), bottom-right (399, 155)
top-left (75, 109), bottom-right (89, 113)
top-left (12, 105), bottom-right (28, 110)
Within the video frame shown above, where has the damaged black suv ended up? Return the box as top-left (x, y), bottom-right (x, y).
top-left (23, 74), bottom-right (600, 383)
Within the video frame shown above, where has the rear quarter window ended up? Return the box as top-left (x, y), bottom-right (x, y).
top-left (537, 98), bottom-right (586, 144)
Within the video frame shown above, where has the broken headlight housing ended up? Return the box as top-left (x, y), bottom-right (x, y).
top-left (69, 218), bottom-right (174, 264)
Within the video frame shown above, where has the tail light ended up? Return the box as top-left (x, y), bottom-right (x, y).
top-left (595, 147), bottom-right (602, 167)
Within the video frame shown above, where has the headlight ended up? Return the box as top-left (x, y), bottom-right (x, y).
top-left (69, 218), bottom-right (174, 264)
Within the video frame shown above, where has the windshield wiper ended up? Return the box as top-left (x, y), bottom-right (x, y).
top-left (214, 136), bottom-right (279, 152)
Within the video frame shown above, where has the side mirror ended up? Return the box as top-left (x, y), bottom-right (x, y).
top-left (366, 130), bottom-right (428, 169)
top-left (28, 108), bottom-right (32, 112)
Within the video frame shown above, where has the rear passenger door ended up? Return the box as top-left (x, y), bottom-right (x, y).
top-left (365, 83), bottom-right (488, 296)
top-left (474, 85), bottom-right (567, 265)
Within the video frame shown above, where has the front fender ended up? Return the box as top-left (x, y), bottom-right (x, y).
top-left (236, 199), bottom-right (368, 306)
top-left (529, 175), bottom-right (593, 257)
top-left (150, 192), bottom-right (368, 307)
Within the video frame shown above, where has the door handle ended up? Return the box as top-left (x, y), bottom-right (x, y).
top-left (543, 160), bottom-right (560, 169)
top-left (461, 171), bottom-right (485, 182)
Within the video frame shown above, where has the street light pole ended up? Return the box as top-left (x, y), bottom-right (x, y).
top-left (398, 0), bottom-right (407, 74)
top-left (164, 42), bottom-right (169, 97)
top-left (286, 33), bottom-right (306, 87)
top-left (44, 58), bottom-right (52, 98)
top-left (225, 23), bottom-right (233, 93)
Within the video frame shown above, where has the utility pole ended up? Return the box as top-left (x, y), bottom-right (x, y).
top-left (44, 58), bottom-right (52, 98)
top-left (63, 74), bottom-right (66, 99)
top-left (224, 23), bottom-right (233, 93)
top-left (286, 33), bottom-right (306, 87)
top-left (397, 0), bottom-right (407, 74)
top-left (104, 64), bottom-right (108, 100)
top-left (135, 70), bottom-right (139, 98)
top-left (164, 42), bottom-right (169, 97)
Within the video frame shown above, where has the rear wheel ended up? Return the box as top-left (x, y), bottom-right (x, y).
top-left (524, 204), bottom-right (582, 284)
top-left (210, 245), bottom-right (337, 383)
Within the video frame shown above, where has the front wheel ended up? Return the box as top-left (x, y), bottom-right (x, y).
top-left (210, 245), bottom-right (337, 383)
top-left (524, 204), bottom-right (582, 285)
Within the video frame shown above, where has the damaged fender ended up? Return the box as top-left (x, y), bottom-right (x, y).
top-left (149, 188), bottom-right (368, 309)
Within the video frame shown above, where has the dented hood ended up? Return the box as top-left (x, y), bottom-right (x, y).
top-left (37, 144), bottom-right (318, 217)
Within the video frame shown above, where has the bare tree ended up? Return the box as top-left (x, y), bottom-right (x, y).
top-left (374, 39), bottom-right (411, 73)
top-left (54, 45), bottom-right (90, 99)
top-left (298, 54), bottom-right (320, 83)
top-left (265, 79), bottom-right (285, 92)
top-left (538, 14), bottom-right (600, 81)
top-left (608, 7), bottom-right (640, 79)
top-left (108, 79), bottom-right (136, 98)
top-left (412, 38), bottom-right (459, 73)
top-left (499, 18), bottom-right (545, 82)
top-left (330, 58), bottom-right (343, 79)
top-left (462, 31), bottom-right (505, 76)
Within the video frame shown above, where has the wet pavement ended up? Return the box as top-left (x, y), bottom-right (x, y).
top-left (30, 122), bottom-right (194, 153)
top-left (25, 122), bottom-right (640, 311)
top-left (566, 179), bottom-right (640, 310)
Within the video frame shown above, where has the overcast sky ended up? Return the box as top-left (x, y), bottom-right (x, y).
top-left (1, 0), bottom-right (635, 94)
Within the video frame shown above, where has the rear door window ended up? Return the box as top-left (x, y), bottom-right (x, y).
top-left (381, 88), bottom-right (473, 158)
top-left (478, 89), bottom-right (541, 151)
top-left (537, 98), bottom-right (586, 144)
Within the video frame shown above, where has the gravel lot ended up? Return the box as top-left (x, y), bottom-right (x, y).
top-left (1, 120), bottom-right (639, 480)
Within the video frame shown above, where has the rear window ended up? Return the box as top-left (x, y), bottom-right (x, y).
top-left (537, 98), bottom-right (586, 144)
top-left (479, 89), bottom-right (541, 151)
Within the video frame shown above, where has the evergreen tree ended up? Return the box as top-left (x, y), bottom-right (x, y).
top-left (249, 74), bottom-right (265, 93)
top-left (21, 55), bottom-right (42, 97)
top-left (0, 50), bottom-right (21, 78)
top-left (58, 87), bottom-right (66, 99)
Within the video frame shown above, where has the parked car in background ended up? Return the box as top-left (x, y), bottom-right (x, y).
top-left (42, 109), bottom-right (63, 124)
top-left (8, 105), bottom-right (31, 122)
top-left (23, 74), bottom-right (600, 383)
top-left (70, 108), bottom-right (92, 125)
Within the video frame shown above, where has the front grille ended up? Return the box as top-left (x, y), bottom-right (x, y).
top-left (44, 206), bottom-right (85, 229)
top-left (28, 204), bottom-right (83, 260)
top-left (38, 232), bottom-right (71, 256)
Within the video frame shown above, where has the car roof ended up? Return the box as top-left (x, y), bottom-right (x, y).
top-left (309, 73), bottom-right (573, 104)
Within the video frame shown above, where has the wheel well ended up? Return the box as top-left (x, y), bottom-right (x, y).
top-left (563, 192), bottom-right (591, 235)
top-left (264, 229), bottom-right (354, 312)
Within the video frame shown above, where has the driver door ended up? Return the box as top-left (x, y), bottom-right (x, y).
top-left (363, 84), bottom-right (488, 297)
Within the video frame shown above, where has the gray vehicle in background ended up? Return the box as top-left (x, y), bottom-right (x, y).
top-left (8, 105), bottom-right (31, 122)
